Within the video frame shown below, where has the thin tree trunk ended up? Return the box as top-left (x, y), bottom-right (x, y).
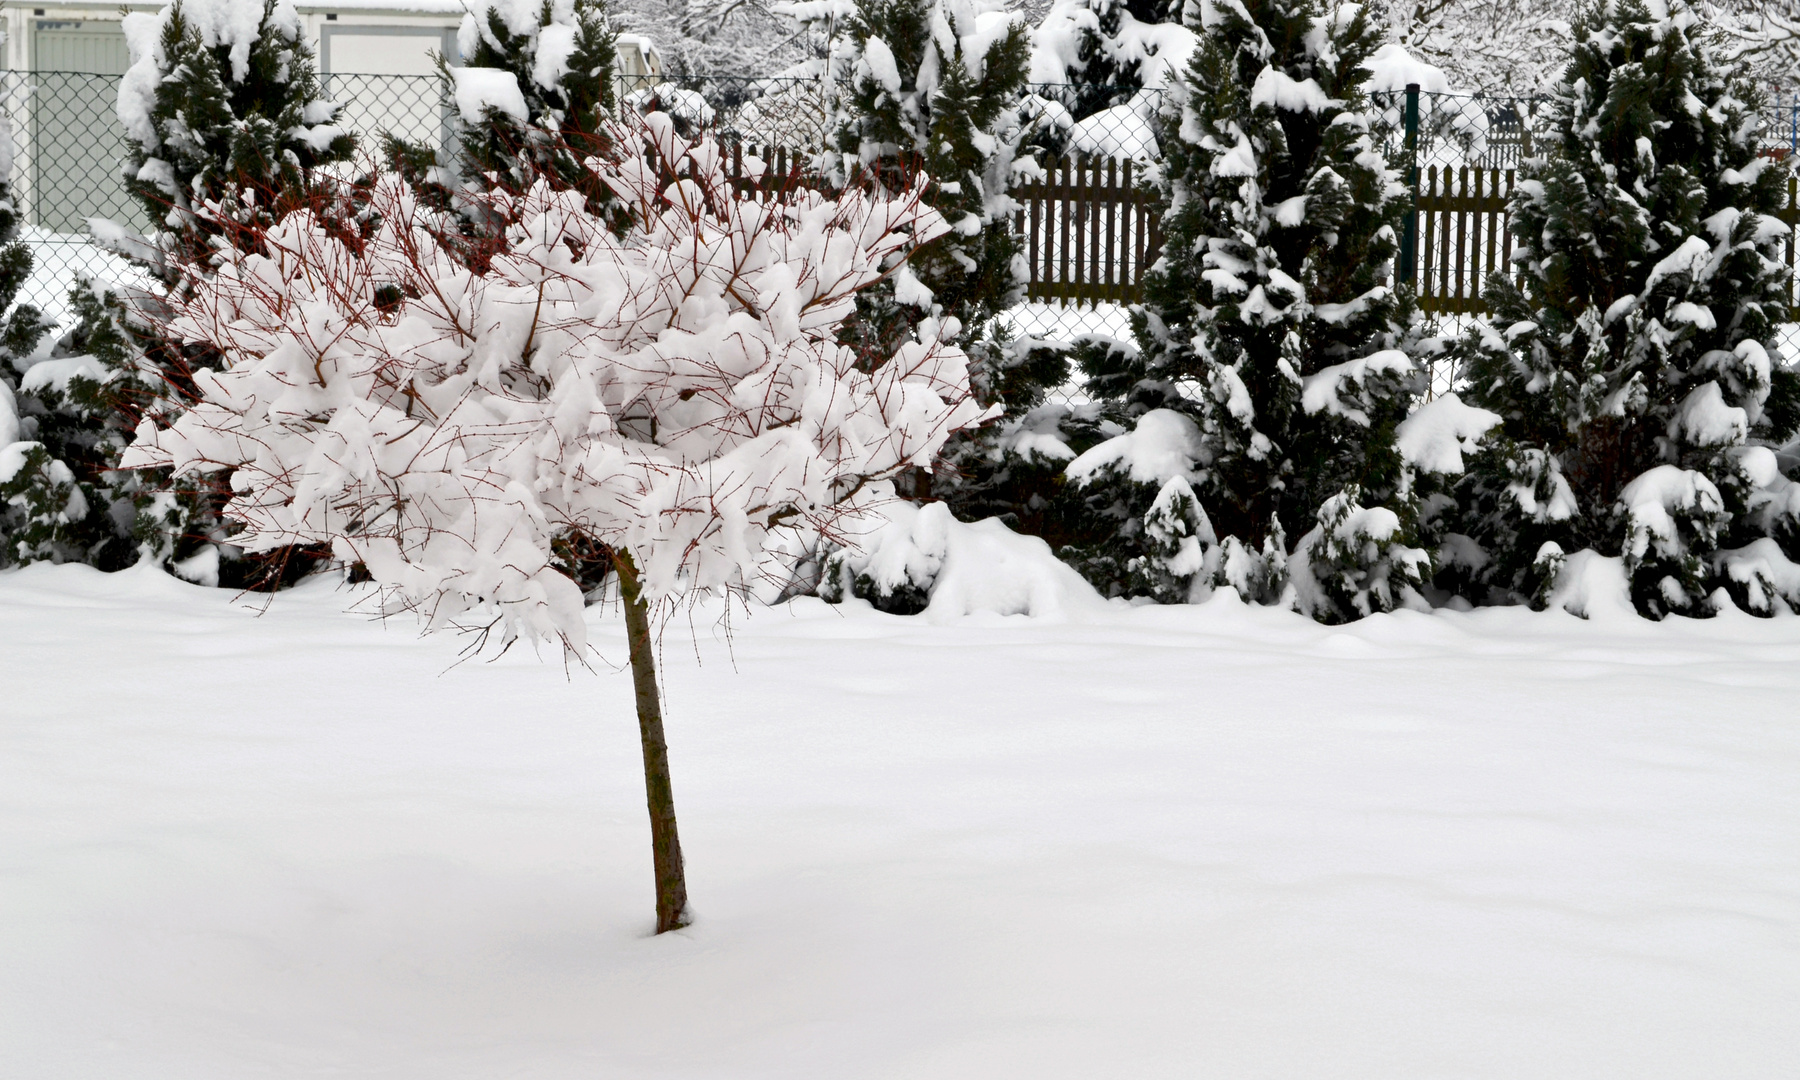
top-left (612, 549), bottom-right (689, 933)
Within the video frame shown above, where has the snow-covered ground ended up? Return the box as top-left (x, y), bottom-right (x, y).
top-left (2, 563), bottom-right (1797, 1078)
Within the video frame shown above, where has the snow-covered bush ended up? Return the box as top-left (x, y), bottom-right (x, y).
top-left (819, 487), bottom-right (1106, 618)
top-left (1059, 407), bottom-right (1221, 600)
top-left (118, 0), bottom-right (353, 272)
top-left (121, 112), bottom-right (980, 931)
top-left (1447, 0), bottom-right (1800, 618)
top-left (795, 0), bottom-right (1053, 527)
top-left (125, 110), bottom-right (978, 640)
top-left (1292, 484), bottom-right (1432, 621)
top-left (933, 396), bottom-right (1114, 544)
top-left (806, 0), bottom-right (1033, 354)
top-left (0, 119), bottom-right (65, 566)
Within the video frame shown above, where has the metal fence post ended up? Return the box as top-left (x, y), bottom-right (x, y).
top-left (1399, 82), bottom-right (1420, 287)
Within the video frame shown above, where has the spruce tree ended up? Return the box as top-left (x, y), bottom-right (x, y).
top-left (120, 0), bottom-right (354, 274)
top-left (0, 144), bottom-right (74, 566)
top-left (819, 0), bottom-right (1032, 360)
top-left (1449, 0), bottom-right (1800, 617)
top-left (18, 0), bottom-right (355, 582)
top-left (1075, 0), bottom-right (1426, 619)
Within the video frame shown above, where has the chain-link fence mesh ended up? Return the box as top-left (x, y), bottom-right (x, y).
top-left (619, 75), bottom-right (834, 151)
top-left (1, 71), bottom-right (154, 326)
top-left (1767, 89), bottom-right (1800, 159)
top-left (1370, 88), bottom-right (1800, 395)
top-left (0, 71), bottom-right (844, 327)
top-left (318, 70), bottom-right (452, 161)
top-left (999, 86), bottom-right (1166, 404)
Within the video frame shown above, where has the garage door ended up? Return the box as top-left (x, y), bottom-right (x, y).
top-left (30, 20), bottom-right (142, 234)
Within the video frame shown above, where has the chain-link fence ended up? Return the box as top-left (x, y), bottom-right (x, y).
top-left (1, 70), bottom-right (153, 326)
top-left (1000, 86), bottom-right (1166, 399)
top-left (1767, 88), bottom-right (1800, 159)
top-left (0, 71), bottom-right (843, 326)
top-left (1371, 87), bottom-right (1800, 393)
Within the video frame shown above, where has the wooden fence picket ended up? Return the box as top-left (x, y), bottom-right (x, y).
top-left (701, 140), bottom-right (1800, 321)
top-left (1011, 152), bottom-right (1162, 306)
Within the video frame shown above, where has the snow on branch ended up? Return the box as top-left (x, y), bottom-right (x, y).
top-left (121, 111), bottom-right (983, 655)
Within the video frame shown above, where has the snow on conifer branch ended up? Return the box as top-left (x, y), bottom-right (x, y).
top-left (121, 111), bottom-right (983, 652)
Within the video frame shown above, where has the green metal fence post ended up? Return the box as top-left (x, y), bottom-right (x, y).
top-left (1399, 82), bottom-right (1420, 287)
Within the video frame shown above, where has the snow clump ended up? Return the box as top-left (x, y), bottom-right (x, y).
top-left (820, 496), bottom-right (1106, 622)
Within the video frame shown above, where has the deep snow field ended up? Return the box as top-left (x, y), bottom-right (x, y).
top-left (2, 562), bottom-right (1797, 1078)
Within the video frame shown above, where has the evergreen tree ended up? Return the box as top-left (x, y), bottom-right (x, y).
top-left (13, 0), bottom-right (355, 582)
top-left (1075, 0), bottom-right (1426, 619)
top-left (802, 0), bottom-right (1062, 551)
top-left (0, 132), bottom-right (74, 567)
top-left (119, 0), bottom-right (354, 274)
top-left (818, 0), bottom-right (1032, 360)
top-left (389, 0), bottom-right (626, 237)
top-left (1, 279), bottom-right (177, 572)
top-left (1448, 0), bottom-right (1800, 617)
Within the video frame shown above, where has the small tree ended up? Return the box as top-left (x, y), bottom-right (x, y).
top-left (122, 112), bottom-right (980, 932)
top-left (1450, 0), bottom-right (1800, 616)
top-left (816, 0), bottom-right (1032, 356)
top-left (1078, 0), bottom-right (1428, 620)
top-left (795, 0), bottom-right (1051, 532)
top-left (119, 0), bottom-right (354, 274)
top-left (0, 118), bottom-right (65, 566)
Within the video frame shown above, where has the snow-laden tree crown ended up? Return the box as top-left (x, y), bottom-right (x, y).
top-left (122, 113), bottom-right (983, 651)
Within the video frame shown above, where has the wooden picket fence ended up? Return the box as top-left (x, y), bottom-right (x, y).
top-left (1415, 167), bottom-right (1800, 317)
top-left (708, 146), bottom-right (1800, 319)
top-left (1414, 164), bottom-right (1514, 315)
top-left (1013, 156), bottom-right (1162, 306)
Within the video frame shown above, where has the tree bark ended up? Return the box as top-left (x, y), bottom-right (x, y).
top-left (612, 549), bottom-right (689, 933)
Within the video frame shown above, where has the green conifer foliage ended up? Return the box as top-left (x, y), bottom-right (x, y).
top-left (807, 0), bottom-right (1051, 523)
top-left (1087, 0), bottom-right (1423, 618)
top-left (0, 143), bottom-right (69, 566)
top-left (1, 281), bottom-right (165, 572)
top-left (393, 0), bottom-right (625, 234)
top-left (1043, 0), bottom-right (1182, 121)
top-left (121, 0), bottom-right (354, 273)
top-left (1450, 0), bottom-right (1800, 617)
top-left (823, 0), bottom-right (1032, 358)
top-left (9, 0), bottom-right (355, 581)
